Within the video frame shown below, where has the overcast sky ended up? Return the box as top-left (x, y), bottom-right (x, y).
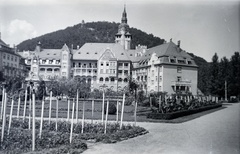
top-left (0, 0), bottom-right (239, 61)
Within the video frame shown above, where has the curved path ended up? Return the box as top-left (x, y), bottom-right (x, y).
top-left (84, 103), bottom-right (240, 154)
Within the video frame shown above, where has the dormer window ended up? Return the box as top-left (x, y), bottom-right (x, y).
top-left (78, 52), bottom-right (81, 54)
top-left (188, 61), bottom-right (192, 64)
top-left (49, 60), bottom-right (53, 64)
top-left (86, 52), bottom-right (89, 54)
top-left (95, 52), bottom-right (97, 54)
top-left (42, 60), bottom-right (46, 64)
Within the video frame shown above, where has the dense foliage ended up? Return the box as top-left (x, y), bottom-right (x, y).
top-left (17, 21), bottom-right (165, 51)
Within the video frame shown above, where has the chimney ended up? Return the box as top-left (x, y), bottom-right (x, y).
top-left (36, 41), bottom-right (41, 52)
top-left (77, 45), bottom-right (80, 50)
top-left (170, 38), bottom-right (172, 42)
top-left (177, 40), bottom-right (181, 48)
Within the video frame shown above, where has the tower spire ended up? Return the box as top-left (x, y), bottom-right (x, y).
top-left (121, 4), bottom-right (127, 24)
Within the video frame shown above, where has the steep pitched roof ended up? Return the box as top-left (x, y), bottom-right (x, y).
top-left (140, 41), bottom-right (193, 61)
top-left (73, 43), bottom-right (131, 61)
top-left (0, 39), bottom-right (8, 47)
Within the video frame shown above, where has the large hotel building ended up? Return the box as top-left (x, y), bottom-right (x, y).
top-left (17, 6), bottom-right (198, 95)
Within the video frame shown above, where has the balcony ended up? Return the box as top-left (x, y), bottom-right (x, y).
top-left (171, 80), bottom-right (191, 86)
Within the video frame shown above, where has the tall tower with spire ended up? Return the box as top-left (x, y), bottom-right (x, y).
top-left (115, 5), bottom-right (132, 50)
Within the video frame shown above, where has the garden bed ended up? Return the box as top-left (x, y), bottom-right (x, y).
top-left (147, 103), bottom-right (222, 120)
top-left (0, 118), bottom-right (148, 153)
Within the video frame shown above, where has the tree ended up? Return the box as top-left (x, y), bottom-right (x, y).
top-left (228, 52), bottom-right (240, 99)
top-left (36, 80), bottom-right (46, 100)
top-left (209, 53), bottom-right (220, 95)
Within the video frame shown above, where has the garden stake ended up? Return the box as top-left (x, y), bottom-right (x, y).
top-left (32, 93), bottom-right (36, 151)
top-left (134, 100), bottom-right (138, 126)
top-left (91, 100), bottom-right (94, 124)
top-left (1, 93), bottom-right (7, 142)
top-left (120, 93), bottom-right (125, 130)
top-left (101, 91), bottom-right (105, 123)
top-left (17, 93), bottom-right (21, 119)
top-left (39, 97), bottom-right (45, 139)
top-left (67, 98), bottom-right (70, 122)
top-left (8, 98), bottom-right (14, 135)
top-left (0, 88), bottom-right (5, 119)
top-left (150, 97), bottom-right (152, 108)
top-left (23, 88), bottom-right (27, 121)
top-left (81, 100), bottom-right (85, 134)
top-left (56, 97), bottom-right (59, 131)
top-left (29, 94), bottom-right (32, 130)
top-left (216, 97), bottom-right (218, 103)
top-left (48, 91), bottom-right (52, 124)
top-left (116, 100), bottom-right (119, 123)
top-left (104, 99), bottom-right (109, 134)
top-left (76, 89), bottom-right (79, 122)
top-left (70, 100), bottom-right (75, 143)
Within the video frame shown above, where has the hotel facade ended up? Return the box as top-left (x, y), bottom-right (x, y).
top-left (18, 6), bottom-right (198, 95)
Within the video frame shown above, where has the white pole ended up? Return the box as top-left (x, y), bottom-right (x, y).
top-left (104, 100), bottom-right (109, 134)
top-left (81, 101), bottom-right (85, 134)
top-left (56, 97), bottom-right (58, 131)
top-left (116, 100), bottom-right (119, 123)
top-left (101, 91), bottom-right (105, 123)
top-left (8, 99), bottom-right (14, 135)
top-left (134, 100), bottom-right (138, 126)
top-left (70, 100), bottom-right (75, 143)
top-left (29, 94), bottom-right (31, 130)
top-left (32, 93), bottom-right (36, 151)
top-left (120, 93), bottom-right (125, 130)
top-left (39, 97), bottom-right (45, 138)
top-left (17, 93), bottom-right (21, 119)
top-left (159, 95), bottom-right (161, 111)
top-left (225, 80), bottom-right (227, 101)
top-left (91, 100), bottom-right (94, 124)
top-left (48, 91), bottom-right (52, 124)
top-left (0, 88), bottom-right (5, 119)
top-left (1, 92), bottom-right (7, 142)
top-left (23, 88), bottom-right (27, 121)
top-left (67, 98), bottom-right (70, 122)
top-left (76, 89), bottom-right (79, 122)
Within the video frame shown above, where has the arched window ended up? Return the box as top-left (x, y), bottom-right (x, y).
top-left (40, 68), bottom-right (45, 72)
top-left (124, 78), bottom-right (128, 82)
top-left (100, 77), bottom-right (103, 82)
top-left (118, 78), bottom-right (122, 82)
top-left (105, 77), bottom-right (109, 82)
top-left (111, 77), bottom-right (115, 82)
top-left (47, 68), bottom-right (52, 72)
top-left (87, 78), bottom-right (91, 83)
top-left (54, 68), bottom-right (60, 72)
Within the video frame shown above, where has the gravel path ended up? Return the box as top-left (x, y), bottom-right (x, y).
top-left (84, 103), bottom-right (240, 154)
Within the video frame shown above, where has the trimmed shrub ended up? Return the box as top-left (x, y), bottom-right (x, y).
top-left (104, 102), bottom-right (117, 114)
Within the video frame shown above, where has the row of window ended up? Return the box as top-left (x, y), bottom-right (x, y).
top-left (2, 62), bottom-right (18, 68)
top-left (100, 69), bottom-right (116, 74)
top-left (73, 62), bottom-right (97, 68)
top-left (99, 77), bottom-right (128, 82)
top-left (3, 53), bottom-right (18, 62)
top-left (170, 58), bottom-right (192, 64)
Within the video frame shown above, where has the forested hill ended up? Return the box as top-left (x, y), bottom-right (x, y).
top-left (17, 21), bottom-right (165, 51)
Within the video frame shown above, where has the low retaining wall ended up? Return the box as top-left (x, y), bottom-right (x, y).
top-left (147, 104), bottom-right (222, 120)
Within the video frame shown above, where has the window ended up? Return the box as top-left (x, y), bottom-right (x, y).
top-left (15, 57), bottom-right (17, 62)
top-left (101, 62), bottom-right (104, 66)
top-left (124, 70), bottom-right (128, 75)
top-left (7, 55), bottom-right (10, 60)
top-left (124, 63), bottom-right (128, 67)
top-left (100, 69), bottom-right (103, 74)
top-left (63, 54), bottom-right (67, 60)
top-left (100, 77), bottom-right (103, 82)
top-left (42, 60), bottom-right (46, 64)
top-left (111, 77), bottom-right (115, 82)
top-left (106, 62), bottom-right (109, 66)
top-left (178, 60), bottom-right (185, 64)
top-left (118, 70), bottom-right (122, 74)
top-left (11, 56), bottom-right (13, 61)
top-left (159, 76), bottom-right (162, 82)
top-left (33, 67), bottom-right (37, 72)
top-left (152, 70), bottom-right (154, 76)
top-left (118, 78), bottom-right (122, 82)
top-left (73, 62), bottom-right (75, 67)
top-left (151, 80), bottom-right (154, 85)
top-left (156, 76), bottom-right (158, 81)
top-left (188, 61), bottom-right (192, 64)
top-left (56, 60), bottom-right (60, 64)
top-left (105, 78), bottom-right (109, 82)
top-left (119, 63), bottom-right (123, 67)
top-left (62, 72), bottom-right (66, 75)
top-left (170, 59), bottom-right (176, 63)
top-left (3, 54), bottom-right (5, 59)
top-left (124, 78), bottom-right (128, 82)
top-left (78, 63), bottom-right (81, 67)
top-left (177, 67), bottom-right (182, 73)
top-left (177, 76), bottom-right (182, 81)
top-left (40, 68), bottom-right (45, 71)
top-left (47, 68), bottom-right (52, 72)
top-left (49, 60), bottom-right (53, 64)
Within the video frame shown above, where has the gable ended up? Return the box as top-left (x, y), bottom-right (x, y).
top-left (100, 49), bottom-right (115, 60)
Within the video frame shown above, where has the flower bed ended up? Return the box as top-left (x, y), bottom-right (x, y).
top-left (147, 103), bottom-right (222, 120)
top-left (0, 118), bottom-right (148, 153)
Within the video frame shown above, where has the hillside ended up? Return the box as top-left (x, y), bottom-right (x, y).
top-left (17, 21), bottom-right (165, 51)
